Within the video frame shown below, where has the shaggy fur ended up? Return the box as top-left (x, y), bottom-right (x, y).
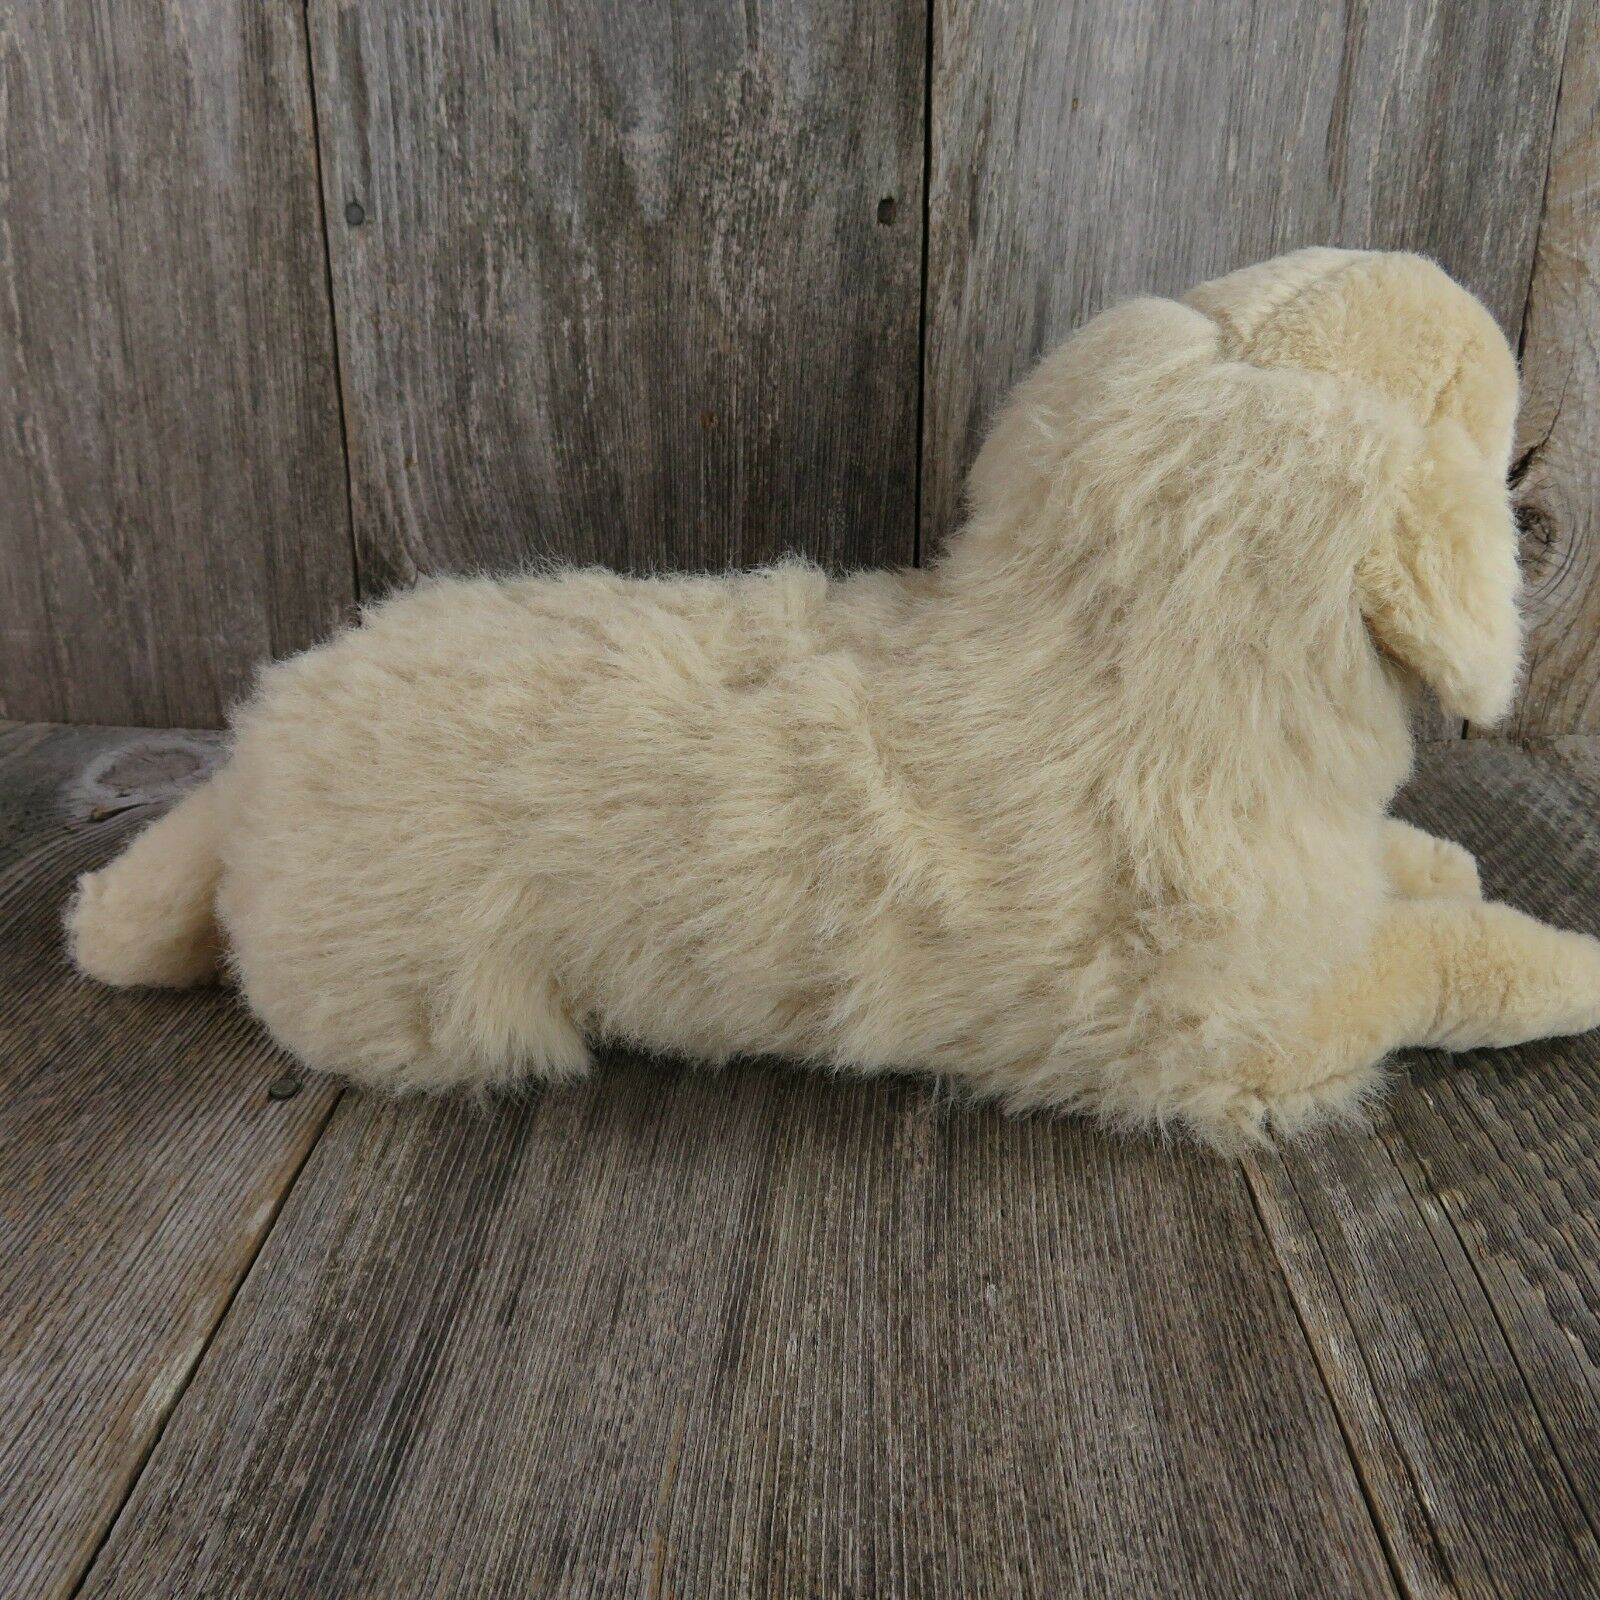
top-left (68, 248), bottom-right (1600, 1148)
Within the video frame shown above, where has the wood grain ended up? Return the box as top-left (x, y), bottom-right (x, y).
top-left (77, 1067), bottom-right (1392, 1598)
top-left (1496, 1), bottom-right (1600, 737)
top-left (0, 724), bottom-right (340, 1600)
top-left (0, 0), bottom-right (353, 727)
top-left (924, 0), bottom-right (1572, 738)
top-left (1246, 739), bottom-right (1600, 1598)
top-left (305, 0), bottom-right (924, 591)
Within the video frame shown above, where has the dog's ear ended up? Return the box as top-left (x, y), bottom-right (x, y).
top-left (1357, 416), bottom-right (1522, 725)
top-left (1186, 248), bottom-right (1524, 724)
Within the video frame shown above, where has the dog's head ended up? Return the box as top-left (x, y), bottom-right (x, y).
top-left (1186, 249), bottom-right (1522, 724)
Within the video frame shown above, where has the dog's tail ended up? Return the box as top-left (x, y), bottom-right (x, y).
top-left (67, 774), bottom-right (228, 987)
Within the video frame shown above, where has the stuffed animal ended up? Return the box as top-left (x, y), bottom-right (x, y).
top-left (68, 247), bottom-right (1600, 1149)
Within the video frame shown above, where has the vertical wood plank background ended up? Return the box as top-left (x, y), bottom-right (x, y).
top-left (306, 0), bottom-right (926, 591)
top-left (0, 0), bottom-right (353, 727)
top-left (923, 0), bottom-right (1572, 551)
top-left (1501, 0), bottom-right (1600, 737)
top-left (0, 0), bottom-right (1596, 735)
top-left (923, 0), bottom-right (1577, 739)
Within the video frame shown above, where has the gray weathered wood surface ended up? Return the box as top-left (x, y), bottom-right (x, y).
top-left (922, 0), bottom-right (1578, 741)
top-left (4, 1), bottom-right (1599, 736)
top-left (75, 1082), bottom-right (1392, 1599)
top-left (1247, 738), bottom-right (1600, 1599)
top-left (0, 725), bottom-right (340, 1600)
top-left (1500, 0), bottom-right (1600, 738)
top-left (922, 0), bottom-right (1573, 553)
top-left (306, 0), bottom-right (925, 589)
top-left (4, 726), bottom-right (1600, 1595)
top-left (0, 2), bottom-right (353, 727)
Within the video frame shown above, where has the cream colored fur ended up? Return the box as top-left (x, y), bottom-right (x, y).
top-left (67, 249), bottom-right (1600, 1148)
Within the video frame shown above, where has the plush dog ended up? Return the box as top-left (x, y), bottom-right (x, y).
top-left (68, 248), bottom-right (1600, 1148)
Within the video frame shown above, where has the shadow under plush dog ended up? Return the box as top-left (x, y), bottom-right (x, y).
top-left (68, 248), bottom-right (1600, 1150)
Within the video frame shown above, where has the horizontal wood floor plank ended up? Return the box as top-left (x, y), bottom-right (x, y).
top-left (0, 725), bottom-right (341, 1600)
top-left (1246, 738), bottom-right (1600, 1599)
top-left (77, 1071), bottom-right (1390, 1598)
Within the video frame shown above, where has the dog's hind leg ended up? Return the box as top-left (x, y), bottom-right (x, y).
top-left (1203, 898), bottom-right (1600, 1147)
top-left (424, 954), bottom-right (593, 1093)
top-left (1381, 817), bottom-right (1481, 900)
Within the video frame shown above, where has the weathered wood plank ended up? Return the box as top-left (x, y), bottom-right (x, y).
top-left (0, 1), bottom-right (354, 728)
top-left (925, 0), bottom-right (1571, 738)
top-left (77, 1070), bottom-right (1393, 1597)
top-left (1497, 1), bottom-right (1600, 737)
top-left (0, 725), bottom-right (340, 1600)
top-left (306, 0), bottom-right (924, 591)
top-left (1246, 739), bottom-right (1600, 1598)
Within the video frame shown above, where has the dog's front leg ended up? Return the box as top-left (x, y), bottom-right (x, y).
top-left (1210, 899), bottom-right (1600, 1147)
top-left (1394, 899), bottom-right (1600, 1052)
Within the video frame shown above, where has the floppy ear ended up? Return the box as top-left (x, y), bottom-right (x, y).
top-left (1356, 415), bottom-right (1522, 725)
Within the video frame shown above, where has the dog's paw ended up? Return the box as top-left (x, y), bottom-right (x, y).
top-left (1412, 835), bottom-right (1482, 899)
top-left (1385, 824), bottom-right (1482, 901)
top-left (1179, 1059), bottom-right (1385, 1153)
top-left (1172, 1081), bottom-right (1276, 1155)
